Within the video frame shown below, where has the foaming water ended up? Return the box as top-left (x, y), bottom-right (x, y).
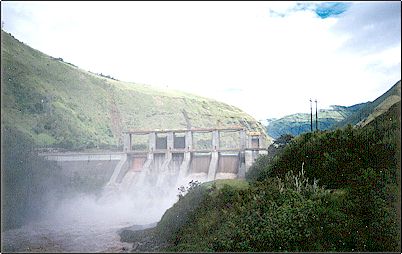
top-left (2, 183), bottom-right (179, 252)
top-left (1, 166), bottom-right (207, 253)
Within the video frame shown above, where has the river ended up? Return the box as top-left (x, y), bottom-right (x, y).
top-left (1, 188), bottom-right (178, 253)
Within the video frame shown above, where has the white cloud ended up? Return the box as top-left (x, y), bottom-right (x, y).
top-left (1, 1), bottom-right (401, 120)
top-left (331, 2), bottom-right (401, 54)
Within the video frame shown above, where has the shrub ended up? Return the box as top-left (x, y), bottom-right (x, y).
top-left (156, 180), bottom-right (209, 243)
top-left (163, 169), bottom-right (353, 252)
top-left (159, 102), bottom-right (400, 252)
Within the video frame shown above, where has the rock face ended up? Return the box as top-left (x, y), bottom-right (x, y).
top-left (118, 223), bottom-right (167, 252)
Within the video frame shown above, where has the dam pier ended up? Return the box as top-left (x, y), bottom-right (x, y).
top-left (40, 127), bottom-right (268, 188)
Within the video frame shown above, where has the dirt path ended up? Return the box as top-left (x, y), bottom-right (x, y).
top-left (108, 86), bottom-right (123, 143)
top-left (181, 109), bottom-right (192, 129)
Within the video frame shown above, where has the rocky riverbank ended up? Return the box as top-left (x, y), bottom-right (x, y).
top-left (118, 223), bottom-right (170, 252)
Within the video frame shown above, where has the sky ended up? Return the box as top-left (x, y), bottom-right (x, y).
top-left (1, 1), bottom-right (401, 121)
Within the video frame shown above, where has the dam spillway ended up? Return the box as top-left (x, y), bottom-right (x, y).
top-left (115, 127), bottom-right (268, 187)
top-left (40, 127), bottom-right (269, 190)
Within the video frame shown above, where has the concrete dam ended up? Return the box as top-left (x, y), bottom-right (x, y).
top-left (41, 127), bottom-right (268, 190)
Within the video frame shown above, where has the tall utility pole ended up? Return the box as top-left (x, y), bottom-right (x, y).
top-left (310, 99), bottom-right (313, 132)
top-left (315, 99), bottom-right (318, 131)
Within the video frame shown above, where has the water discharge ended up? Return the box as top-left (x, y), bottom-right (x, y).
top-left (2, 163), bottom-right (205, 252)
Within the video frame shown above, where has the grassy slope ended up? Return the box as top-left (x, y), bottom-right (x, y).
top-left (357, 81), bottom-right (401, 127)
top-left (1, 30), bottom-right (269, 150)
top-left (333, 80), bottom-right (401, 129)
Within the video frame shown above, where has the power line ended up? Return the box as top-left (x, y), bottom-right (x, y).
top-left (310, 98), bottom-right (313, 132)
top-left (315, 99), bottom-right (318, 131)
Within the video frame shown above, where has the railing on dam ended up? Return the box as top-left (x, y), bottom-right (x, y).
top-left (121, 127), bottom-right (268, 181)
top-left (122, 127), bottom-right (266, 153)
top-left (39, 152), bottom-right (126, 162)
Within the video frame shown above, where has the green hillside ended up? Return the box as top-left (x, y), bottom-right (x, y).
top-left (1, 30), bottom-right (270, 150)
top-left (266, 103), bottom-right (367, 139)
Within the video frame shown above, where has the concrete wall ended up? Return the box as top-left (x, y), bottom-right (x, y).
top-left (52, 160), bottom-right (119, 189)
top-left (217, 153), bottom-right (239, 174)
top-left (130, 156), bottom-right (147, 172)
top-left (189, 153), bottom-right (211, 174)
top-left (42, 128), bottom-right (269, 191)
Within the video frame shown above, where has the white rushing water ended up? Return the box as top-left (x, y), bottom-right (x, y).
top-left (1, 169), bottom-right (206, 253)
top-left (2, 184), bottom-right (177, 252)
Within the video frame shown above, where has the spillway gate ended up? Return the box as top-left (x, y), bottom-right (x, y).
top-left (40, 127), bottom-right (268, 188)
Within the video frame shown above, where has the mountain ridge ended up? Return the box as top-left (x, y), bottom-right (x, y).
top-left (334, 80), bottom-right (401, 128)
top-left (265, 102), bottom-right (367, 139)
top-left (266, 81), bottom-right (401, 139)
